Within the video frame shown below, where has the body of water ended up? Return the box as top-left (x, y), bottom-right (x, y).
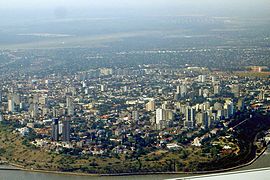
top-left (0, 171), bottom-right (188, 180)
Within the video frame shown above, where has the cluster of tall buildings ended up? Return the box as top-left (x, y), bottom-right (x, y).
top-left (150, 99), bottom-right (235, 130)
top-left (51, 117), bottom-right (71, 142)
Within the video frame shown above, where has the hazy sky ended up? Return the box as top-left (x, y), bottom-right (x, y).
top-left (0, 0), bottom-right (270, 23)
top-left (0, 0), bottom-right (269, 48)
top-left (1, 0), bottom-right (269, 11)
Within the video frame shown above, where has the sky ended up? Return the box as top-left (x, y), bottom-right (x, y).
top-left (0, 0), bottom-right (269, 48)
top-left (0, 0), bottom-right (268, 8)
top-left (0, 0), bottom-right (270, 26)
top-left (0, 0), bottom-right (269, 15)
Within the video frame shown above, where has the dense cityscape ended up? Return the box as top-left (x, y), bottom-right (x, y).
top-left (1, 48), bottom-right (270, 173)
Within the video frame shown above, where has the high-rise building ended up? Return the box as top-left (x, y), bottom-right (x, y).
top-left (62, 117), bottom-right (71, 142)
top-left (198, 75), bottom-right (206, 83)
top-left (100, 84), bottom-right (107, 92)
top-left (82, 81), bottom-right (87, 88)
top-left (8, 95), bottom-right (15, 113)
top-left (165, 110), bottom-right (173, 121)
top-left (123, 86), bottom-right (128, 92)
top-left (42, 107), bottom-right (48, 116)
top-left (211, 76), bottom-right (217, 83)
top-left (67, 87), bottom-right (76, 96)
top-left (66, 96), bottom-right (74, 115)
top-left (237, 98), bottom-right (244, 111)
top-left (214, 85), bottom-right (221, 95)
top-left (184, 106), bottom-right (196, 129)
top-left (33, 94), bottom-right (39, 104)
top-left (224, 100), bottom-right (234, 118)
top-left (203, 101), bottom-right (211, 110)
top-left (38, 96), bottom-right (46, 105)
top-left (196, 111), bottom-right (209, 129)
top-left (199, 88), bottom-right (203, 96)
top-left (174, 93), bottom-right (180, 100)
top-left (176, 85), bottom-right (181, 94)
top-left (231, 84), bottom-right (240, 98)
top-left (29, 103), bottom-right (39, 118)
top-left (84, 88), bottom-right (89, 95)
top-left (214, 102), bottom-right (223, 110)
top-left (51, 118), bottom-right (59, 141)
top-left (259, 90), bottom-right (265, 100)
top-left (0, 112), bottom-right (3, 122)
top-left (0, 91), bottom-right (2, 108)
top-left (202, 75), bottom-right (206, 83)
top-left (132, 111), bottom-right (139, 122)
top-left (156, 108), bottom-right (166, 124)
top-left (146, 100), bottom-right (155, 111)
top-left (19, 102), bottom-right (24, 110)
top-left (217, 109), bottom-right (225, 120)
top-left (179, 104), bottom-right (187, 114)
top-left (161, 102), bottom-right (167, 109)
top-left (180, 85), bottom-right (187, 97)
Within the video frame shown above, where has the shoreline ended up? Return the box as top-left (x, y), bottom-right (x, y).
top-left (1, 145), bottom-right (267, 177)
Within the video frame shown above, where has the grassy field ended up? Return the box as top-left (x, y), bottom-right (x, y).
top-left (0, 122), bottom-right (217, 174)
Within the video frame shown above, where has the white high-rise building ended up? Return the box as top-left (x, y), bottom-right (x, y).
top-left (211, 76), bottom-right (217, 83)
top-left (100, 84), bottom-right (107, 92)
top-left (224, 100), bottom-right (234, 118)
top-left (161, 102), bottom-right (167, 109)
top-left (84, 88), bottom-right (89, 95)
top-left (8, 97), bottom-right (14, 113)
top-left (82, 81), bottom-right (87, 88)
top-left (176, 85), bottom-right (181, 94)
top-left (201, 75), bottom-right (206, 83)
top-left (156, 108), bottom-right (166, 124)
top-left (198, 75), bottom-right (206, 83)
